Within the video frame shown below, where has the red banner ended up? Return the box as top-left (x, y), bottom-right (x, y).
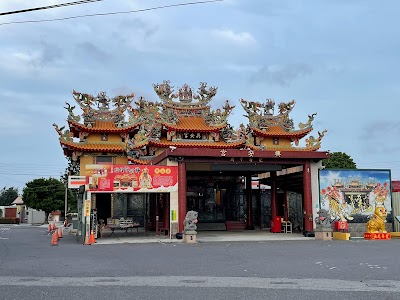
top-left (86, 165), bottom-right (178, 192)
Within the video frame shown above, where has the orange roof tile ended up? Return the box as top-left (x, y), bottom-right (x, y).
top-left (251, 125), bottom-right (312, 138)
top-left (163, 117), bottom-right (225, 132)
top-left (150, 137), bottom-right (245, 149)
top-left (60, 140), bottom-right (126, 152)
top-left (68, 119), bottom-right (140, 133)
top-left (127, 157), bottom-right (150, 165)
top-left (130, 140), bottom-right (150, 150)
top-left (265, 144), bottom-right (321, 151)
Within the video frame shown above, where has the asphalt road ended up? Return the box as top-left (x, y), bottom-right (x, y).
top-left (1, 225), bottom-right (400, 300)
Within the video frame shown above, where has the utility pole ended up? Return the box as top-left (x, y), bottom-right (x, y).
top-left (65, 184), bottom-right (68, 220)
top-left (65, 171), bottom-right (70, 221)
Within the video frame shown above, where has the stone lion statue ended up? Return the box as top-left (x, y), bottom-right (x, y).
top-left (315, 209), bottom-right (331, 228)
top-left (184, 210), bottom-right (198, 233)
top-left (366, 205), bottom-right (388, 233)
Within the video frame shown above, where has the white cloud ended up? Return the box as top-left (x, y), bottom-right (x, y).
top-left (211, 29), bottom-right (256, 46)
top-left (224, 64), bottom-right (259, 72)
top-left (250, 64), bottom-right (313, 86)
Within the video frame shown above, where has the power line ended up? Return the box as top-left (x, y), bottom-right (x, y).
top-left (0, 0), bottom-right (103, 16)
top-left (0, 0), bottom-right (224, 26)
top-left (0, 162), bottom-right (67, 167)
top-left (0, 173), bottom-right (62, 176)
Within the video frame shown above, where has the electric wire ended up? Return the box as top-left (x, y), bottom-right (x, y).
top-left (0, 0), bottom-right (103, 16)
top-left (0, 0), bottom-right (224, 26)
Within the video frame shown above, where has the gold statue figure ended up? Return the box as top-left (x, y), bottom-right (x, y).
top-left (366, 205), bottom-right (387, 233)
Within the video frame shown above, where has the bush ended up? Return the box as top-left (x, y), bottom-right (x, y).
top-left (0, 217), bottom-right (20, 224)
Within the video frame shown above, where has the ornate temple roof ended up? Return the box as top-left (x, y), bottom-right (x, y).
top-left (54, 82), bottom-right (328, 165)
top-left (162, 117), bottom-right (226, 132)
top-left (240, 98), bottom-right (317, 135)
top-left (124, 81), bottom-right (239, 157)
top-left (251, 125), bottom-right (312, 138)
top-left (149, 137), bottom-right (245, 149)
top-left (153, 81), bottom-right (234, 127)
top-left (63, 90), bottom-right (137, 127)
top-left (68, 119), bottom-right (140, 137)
top-left (60, 139), bottom-right (126, 153)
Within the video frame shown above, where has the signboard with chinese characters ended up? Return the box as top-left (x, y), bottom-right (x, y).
top-left (84, 199), bottom-right (91, 217)
top-left (68, 175), bottom-right (87, 189)
top-left (181, 132), bottom-right (203, 139)
top-left (86, 165), bottom-right (178, 193)
top-left (319, 169), bottom-right (392, 223)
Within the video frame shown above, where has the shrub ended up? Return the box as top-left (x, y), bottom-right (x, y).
top-left (0, 217), bottom-right (20, 224)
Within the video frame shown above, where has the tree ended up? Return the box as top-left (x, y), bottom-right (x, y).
top-left (60, 157), bottom-right (80, 183)
top-left (60, 157), bottom-right (80, 213)
top-left (322, 151), bottom-right (357, 169)
top-left (22, 178), bottom-right (73, 222)
top-left (0, 187), bottom-right (19, 206)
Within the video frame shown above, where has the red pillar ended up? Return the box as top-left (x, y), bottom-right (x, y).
top-left (178, 161), bottom-right (187, 233)
top-left (245, 175), bottom-right (254, 230)
top-left (303, 160), bottom-right (313, 233)
top-left (270, 171), bottom-right (278, 221)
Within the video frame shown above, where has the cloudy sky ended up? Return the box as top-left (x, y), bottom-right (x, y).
top-left (1, 0), bottom-right (399, 192)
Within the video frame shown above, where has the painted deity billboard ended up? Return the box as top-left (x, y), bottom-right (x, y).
top-left (319, 169), bottom-right (392, 223)
top-left (85, 164), bottom-right (178, 193)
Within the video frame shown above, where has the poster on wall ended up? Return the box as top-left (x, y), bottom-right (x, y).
top-left (85, 164), bottom-right (178, 193)
top-left (319, 169), bottom-right (392, 223)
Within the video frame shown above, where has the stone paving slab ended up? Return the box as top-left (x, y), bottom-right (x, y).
top-left (94, 231), bottom-right (313, 245)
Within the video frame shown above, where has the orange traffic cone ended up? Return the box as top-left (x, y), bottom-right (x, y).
top-left (89, 230), bottom-right (96, 244)
top-left (51, 230), bottom-right (59, 246)
top-left (58, 227), bottom-right (63, 238)
top-left (83, 231), bottom-right (91, 245)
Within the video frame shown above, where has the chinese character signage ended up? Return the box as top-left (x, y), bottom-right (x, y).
top-left (68, 175), bottom-right (87, 189)
top-left (85, 164), bottom-right (178, 193)
top-left (84, 199), bottom-right (91, 217)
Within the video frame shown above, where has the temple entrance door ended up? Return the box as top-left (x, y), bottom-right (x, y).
top-left (146, 193), bottom-right (169, 234)
top-left (96, 193), bottom-right (111, 225)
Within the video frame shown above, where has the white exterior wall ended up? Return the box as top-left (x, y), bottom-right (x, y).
top-left (167, 159), bottom-right (179, 237)
top-left (393, 192), bottom-right (400, 232)
top-left (27, 208), bottom-right (46, 224)
top-left (311, 160), bottom-right (323, 229)
top-left (0, 206), bottom-right (5, 217)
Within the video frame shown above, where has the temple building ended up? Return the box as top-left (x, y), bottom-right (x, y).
top-left (54, 81), bottom-right (329, 238)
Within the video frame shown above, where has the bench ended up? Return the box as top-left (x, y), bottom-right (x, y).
top-left (225, 221), bottom-right (247, 231)
top-left (100, 219), bottom-right (141, 237)
top-left (147, 222), bottom-right (169, 235)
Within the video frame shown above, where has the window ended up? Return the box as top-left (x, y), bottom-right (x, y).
top-left (101, 133), bottom-right (108, 141)
top-left (273, 137), bottom-right (279, 145)
top-left (95, 156), bottom-right (113, 164)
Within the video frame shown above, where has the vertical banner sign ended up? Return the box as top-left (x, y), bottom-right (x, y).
top-left (171, 210), bottom-right (177, 221)
top-left (84, 200), bottom-right (91, 217)
top-left (84, 199), bottom-right (91, 242)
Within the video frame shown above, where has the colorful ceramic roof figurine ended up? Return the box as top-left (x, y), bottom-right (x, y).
top-left (55, 82), bottom-right (328, 166)
top-left (54, 90), bottom-right (139, 163)
top-left (124, 81), bottom-right (247, 164)
top-left (239, 98), bottom-right (326, 151)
